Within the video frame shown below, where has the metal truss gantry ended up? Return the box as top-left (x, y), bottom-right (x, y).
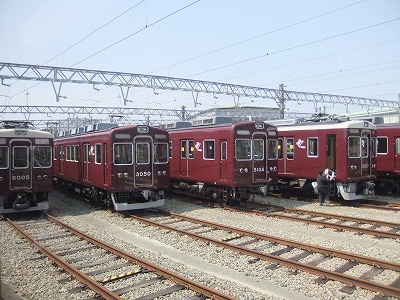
top-left (1, 62), bottom-right (399, 119)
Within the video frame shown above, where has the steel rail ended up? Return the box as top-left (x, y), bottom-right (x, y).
top-left (125, 211), bottom-right (400, 298)
top-left (228, 206), bottom-right (400, 239)
top-left (6, 218), bottom-right (123, 300)
top-left (45, 214), bottom-right (236, 300)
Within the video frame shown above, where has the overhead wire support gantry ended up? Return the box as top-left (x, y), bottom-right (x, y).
top-left (0, 62), bottom-right (399, 119)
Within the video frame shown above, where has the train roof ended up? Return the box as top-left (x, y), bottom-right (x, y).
top-left (0, 127), bottom-right (53, 138)
top-left (275, 120), bottom-right (376, 131)
top-left (375, 122), bottom-right (400, 128)
top-left (168, 120), bottom-right (271, 132)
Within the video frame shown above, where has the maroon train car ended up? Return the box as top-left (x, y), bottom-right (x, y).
top-left (0, 121), bottom-right (53, 213)
top-left (168, 120), bottom-right (278, 203)
top-left (53, 124), bottom-right (169, 210)
top-left (375, 122), bottom-right (400, 192)
top-left (275, 120), bottom-right (377, 200)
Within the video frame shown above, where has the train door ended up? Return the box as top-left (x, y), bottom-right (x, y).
top-left (134, 136), bottom-right (153, 187)
top-left (326, 135), bottom-right (336, 171)
top-left (253, 133), bottom-right (267, 182)
top-left (180, 139), bottom-right (194, 177)
top-left (395, 137), bottom-right (400, 173)
top-left (219, 140), bottom-right (227, 180)
top-left (280, 137), bottom-right (294, 174)
top-left (83, 143), bottom-right (90, 181)
top-left (361, 130), bottom-right (372, 176)
top-left (10, 139), bottom-right (32, 190)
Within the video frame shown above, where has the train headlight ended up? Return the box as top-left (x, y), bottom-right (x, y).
top-left (244, 168), bottom-right (248, 173)
top-left (0, 176), bottom-right (3, 182)
top-left (350, 165), bottom-right (358, 170)
top-left (124, 173), bottom-right (129, 178)
top-left (43, 175), bottom-right (48, 179)
top-left (117, 173), bottom-right (124, 178)
top-left (37, 175), bottom-right (42, 180)
top-left (158, 171), bottom-right (168, 176)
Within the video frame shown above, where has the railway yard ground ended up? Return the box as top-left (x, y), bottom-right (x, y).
top-left (1, 190), bottom-right (399, 300)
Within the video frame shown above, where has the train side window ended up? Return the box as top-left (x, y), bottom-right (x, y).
top-left (74, 146), bottom-right (79, 162)
top-left (95, 144), bottom-right (102, 164)
top-left (371, 138), bottom-right (377, 157)
top-left (348, 137), bottom-right (361, 158)
top-left (136, 143), bottom-right (150, 164)
top-left (181, 140), bottom-right (186, 158)
top-left (154, 143), bottom-right (168, 164)
top-left (361, 137), bottom-right (369, 158)
top-left (13, 146), bottom-right (28, 168)
top-left (189, 140), bottom-right (195, 158)
top-left (114, 143), bottom-right (133, 165)
top-left (204, 140), bottom-right (215, 160)
top-left (84, 144), bottom-right (90, 163)
top-left (253, 139), bottom-right (264, 160)
top-left (33, 146), bottom-right (52, 168)
top-left (396, 138), bottom-right (400, 155)
top-left (268, 139), bottom-right (278, 160)
top-left (277, 139), bottom-right (283, 159)
top-left (0, 146), bottom-right (8, 168)
top-left (307, 138), bottom-right (318, 157)
top-left (376, 137), bottom-right (388, 154)
top-left (53, 146), bottom-right (57, 161)
top-left (221, 141), bottom-right (227, 160)
top-left (59, 145), bottom-right (64, 161)
top-left (66, 146), bottom-right (71, 161)
top-left (236, 139), bottom-right (251, 160)
top-left (169, 141), bottom-right (173, 158)
top-left (286, 138), bottom-right (294, 160)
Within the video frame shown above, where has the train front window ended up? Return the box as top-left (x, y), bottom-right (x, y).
top-left (348, 137), bottom-right (361, 158)
top-left (253, 139), bottom-right (264, 160)
top-left (361, 137), bottom-right (369, 158)
top-left (154, 143), bottom-right (168, 164)
top-left (114, 143), bottom-right (133, 165)
top-left (268, 139), bottom-right (278, 160)
top-left (34, 146), bottom-right (52, 168)
top-left (0, 146), bottom-right (8, 168)
top-left (236, 139), bottom-right (251, 160)
top-left (13, 146), bottom-right (28, 168)
top-left (136, 143), bottom-right (150, 164)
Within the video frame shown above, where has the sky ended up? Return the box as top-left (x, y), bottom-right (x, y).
top-left (0, 0), bottom-right (399, 123)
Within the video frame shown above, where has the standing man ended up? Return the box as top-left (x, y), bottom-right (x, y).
top-left (317, 169), bottom-right (331, 206)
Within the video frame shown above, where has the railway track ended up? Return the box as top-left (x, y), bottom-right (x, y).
top-left (5, 214), bottom-right (235, 300)
top-left (121, 209), bottom-right (400, 298)
top-left (227, 203), bottom-right (400, 240)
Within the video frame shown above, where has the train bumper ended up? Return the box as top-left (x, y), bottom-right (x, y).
top-left (337, 180), bottom-right (375, 201)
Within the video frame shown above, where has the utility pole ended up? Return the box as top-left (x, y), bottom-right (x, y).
top-left (279, 84), bottom-right (286, 119)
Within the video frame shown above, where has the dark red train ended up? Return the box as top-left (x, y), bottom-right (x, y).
top-left (273, 119), bottom-right (377, 200)
top-left (168, 120), bottom-right (279, 204)
top-left (53, 123), bottom-right (169, 210)
top-left (375, 122), bottom-right (400, 193)
top-left (0, 121), bottom-right (53, 213)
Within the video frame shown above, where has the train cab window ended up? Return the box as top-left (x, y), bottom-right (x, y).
top-left (307, 138), bottom-right (318, 157)
top-left (33, 146), bottom-right (52, 168)
top-left (348, 137), bottom-right (361, 158)
top-left (13, 146), bottom-right (28, 168)
top-left (277, 139), bottom-right (283, 159)
top-left (204, 140), bottom-right (215, 160)
top-left (268, 139), bottom-right (278, 160)
top-left (377, 137), bottom-right (388, 154)
top-left (236, 139), bottom-right (251, 160)
top-left (154, 143), bottom-right (168, 164)
top-left (361, 137), bottom-right (369, 158)
top-left (0, 146), bottom-right (8, 168)
top-left (253, 139), bottom-right (264, 160)
top-left (95, 144), bottom-right (102, 164)
top-left (286, 138), bottom-right (294, 160)
top-left (114, 143), bottom-right (133, 165)
top-left (136, 143), bottom-right (150, 164)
